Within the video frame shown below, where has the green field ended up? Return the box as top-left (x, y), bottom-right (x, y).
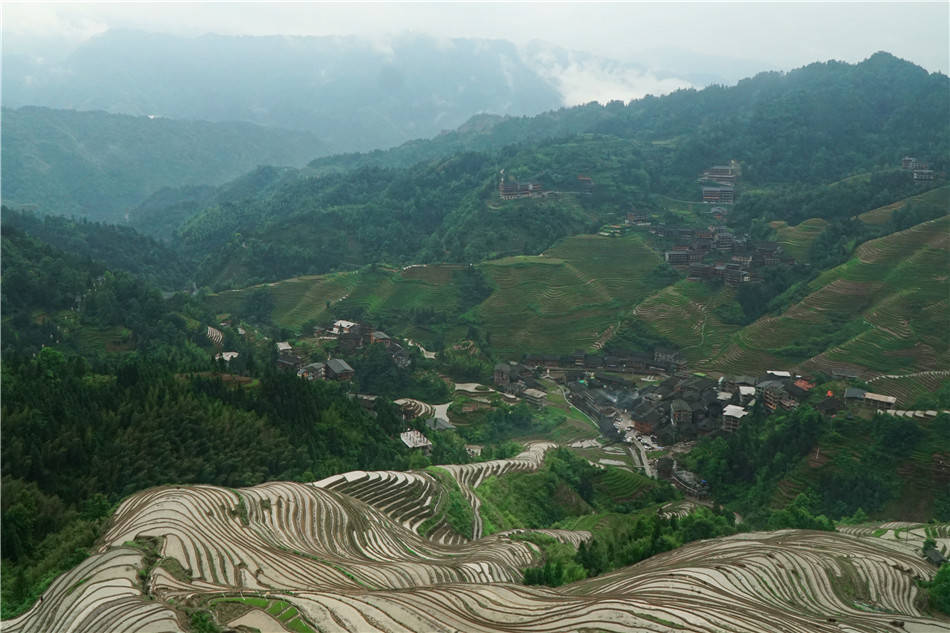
top-left (476, 233), bottom-right (665, 358)
top-left (207, 272), bottom-right (358, 331)
top-left (858, 185), bottom-right (950, 225)
top-left (769, 217), bottom-right (829, 262)
top-left (206, 264), bottom-right (467, 342)
top-left (632, 280), bottom-right (741, 364)
top-left (204, 233), bottom-right (666, 356)
top-left (702, 216), bottom-right (950, 379)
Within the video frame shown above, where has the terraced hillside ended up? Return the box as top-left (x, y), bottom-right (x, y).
top-left (476, 233), bottom-right (665, 357)
top-left (647, 215), bottom-right (950, 381)
top-left (633, 280), bottom-right (741, 365)
top-left (858, 185), bottom-right (950, 226)
top-left (769, 217), bottom-right (829, 262)
top-left (206, 264), bottom-right (469, 341)
top-left (204, 233), bottom-right (666, 356)
top-left (7, 481), bottom-right (948, 633)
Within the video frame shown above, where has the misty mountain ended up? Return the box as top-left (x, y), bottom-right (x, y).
top-left (3, 30), bottom-right (564, 153)
top-left (308, 51), bottom-right (949, 185)
top-left (148, 52), bottom-right (947, 288)
top-left (1, 106), bottom-right (328, 221)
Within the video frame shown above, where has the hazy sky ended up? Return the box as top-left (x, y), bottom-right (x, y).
top-left (4, 2), bottom-right (948, 75)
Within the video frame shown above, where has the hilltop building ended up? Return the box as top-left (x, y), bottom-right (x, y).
top-left (722, 404), bottom-right (749, 432)
top-left (702, 186), bottom-right (735, 204)
top-left (522, 388), bottom-right (547, 409)
top-left (499, 176), bottom-right (544, 200)
top-left (701, 165), bottom-right (737, 185)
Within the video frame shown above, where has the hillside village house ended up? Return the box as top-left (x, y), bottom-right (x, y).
top-left (669, 399), bottom-right (692, 425)
top-left (332, 320), bottom-right (358, 335)
top-left (702, 186), bottom-right (735, 204)
top-left (522, 388), bottom-right (547, 409)
top-left (326, 358), bottom-right (354, 381)
top-left (276, 341), bottom-right (303, 370)
top-left (297, 362), bottom-right (326, 381)
top-left (400, 429), bottom-right (432, 454)
top-left (370, 331), bottom-right (392, 347)
top-left (722, 404), bottom-right (749, 432)
top-left (701, 165), bottom-right (737, 185)
top-left (498, 176), bottom-right (544, 200)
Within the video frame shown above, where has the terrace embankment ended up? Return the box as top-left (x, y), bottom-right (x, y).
top-left (5, 452), bottom-right (949, 633)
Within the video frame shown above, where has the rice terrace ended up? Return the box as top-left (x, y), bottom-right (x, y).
top-left (7, 444), bottom-right (949, 632)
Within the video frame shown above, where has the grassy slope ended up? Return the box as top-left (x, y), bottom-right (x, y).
top-left (768, 217), bottom-right (829, 262)
top-left (774, 413), bottom-right (950, 522)
top-left (205, 233), bottom-right (665, 358)
top-left (204, 207), bottom-right (947, 380)
top-left (476, 234), bottom-right (664, 358)
top-left (206, 265), bottom-right (466, 343)
top-left (639, 215), bottom-right (950, 381)
top-left (475, 456), bottom-right (663, 536)
top-left (858, 185), bottom-right (950, 226)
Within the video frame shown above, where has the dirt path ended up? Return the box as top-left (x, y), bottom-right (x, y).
top-left (868, 369), bottom-right (950, 382)
top-left (679, 304), bottom-right (708, 352)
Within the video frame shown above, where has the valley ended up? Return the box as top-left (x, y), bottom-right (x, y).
top-left (2, 36), bottom-right (949, 633)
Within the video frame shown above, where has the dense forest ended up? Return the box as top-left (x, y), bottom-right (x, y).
top-left (685, 404), bottom-right (950, 523)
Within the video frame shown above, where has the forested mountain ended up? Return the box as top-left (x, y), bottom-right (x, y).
top-left (143, 53), bottom-right (948, 289)
top-left (2, 211), bottom-right (191, 290)
top-left (3, 30), bottom-right (563, 153)
top-left (1, 107), bottom-right (328, 222)
top-left (305, 51), bottom-right (949, 189)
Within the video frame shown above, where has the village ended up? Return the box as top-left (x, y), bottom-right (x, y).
top-left (208, 309), bottom-right (944, 502)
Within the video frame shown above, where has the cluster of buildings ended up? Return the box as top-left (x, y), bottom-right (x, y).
top-left (498, 173), bottom-right (594, 200)
top-left (275, 339), bottom-right (356, 382)
top-left (493, 361), bottom-right (548, 408)
top-left (564, 369), bottom-right (825, 448)
top-left (314, 320), bottom-right (405, 360)
top-left (902, 156), bottom-right (935, 182)
top-left (498, 175), bottom-right (545, 200)
top-left (522, 347), bottom-right (688, 375)
top-left (648, 221), bottom-right (791, 287)
top-left (273, 319), bottom-right (413, 382)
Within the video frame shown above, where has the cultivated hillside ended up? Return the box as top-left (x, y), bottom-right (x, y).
top-left (704, 214), bottom-right (949, 378)
top-left (5, 444), bottom-right (947, 632)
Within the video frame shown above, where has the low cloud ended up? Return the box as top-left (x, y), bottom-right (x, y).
top-left (522, 45), bottom-right (693, 106)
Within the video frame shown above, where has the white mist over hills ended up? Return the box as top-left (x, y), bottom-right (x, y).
top-left (3, 29), bottom-right (714, 152)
